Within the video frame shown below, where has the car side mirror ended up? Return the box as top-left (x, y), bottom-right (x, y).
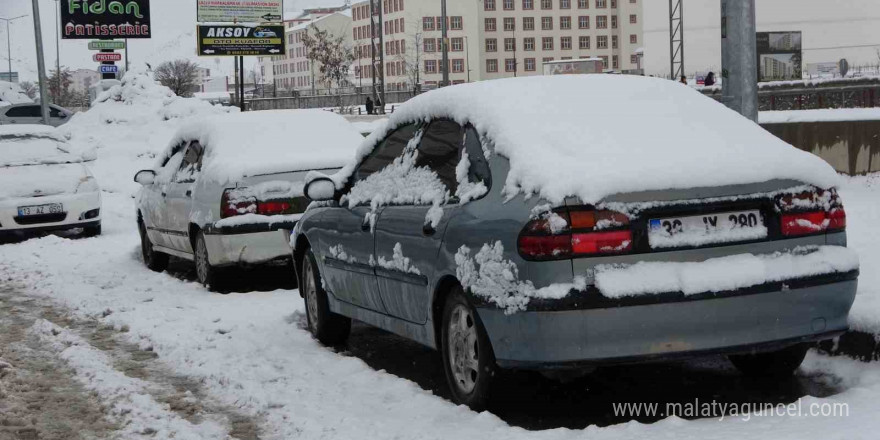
top-left (134, 169), bottom-right (157, 185)
top-left (303, 175), bottom-right (337, 202)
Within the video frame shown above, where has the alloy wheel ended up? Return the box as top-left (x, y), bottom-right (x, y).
top-left (304, 257), bottom-right (319, 334)
top-left (447, 303), bottom-right (480, 394)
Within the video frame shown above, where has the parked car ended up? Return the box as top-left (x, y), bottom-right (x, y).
top-left (0, 103), bottom-right (73, 127)
top-left (291, 75), bottom-right (859, 410)
top-left (0, 125), bottom-right (101, 239)
top-left (134, 110), bottom-right (363, 290)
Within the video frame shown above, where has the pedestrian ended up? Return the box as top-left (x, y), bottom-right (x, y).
top-left (704, 72), bottom-right (716, 87)
top-left (679, 75), bottom-right (688, 85)
top-left (365, 97), bottom-right (374, 115)
top-left (375, 97), bottom-right (383, 115)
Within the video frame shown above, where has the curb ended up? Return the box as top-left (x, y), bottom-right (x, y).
top-left (816, 330), bottom-right (880, 362)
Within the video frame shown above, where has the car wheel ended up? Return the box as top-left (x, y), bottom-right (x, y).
top-left (138, 221), bottom-right (168, 272)
top-left (441, 286), bottom-right (496, 411)
top-left (81, 223), bottom-right (102, 238)
top-left (194, 231), bottom-right (221, 291)
top-left (302, 248), bottom-right (351, 345)
top-left (728, 344), bottom-right (810, 377)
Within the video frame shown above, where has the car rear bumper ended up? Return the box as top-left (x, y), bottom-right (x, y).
top-left (203, 228), bottom-right (292, 266)
top-left (0, 191), bottom-right (101, 234)
top-left (477, 273), bottom-right (858, 369)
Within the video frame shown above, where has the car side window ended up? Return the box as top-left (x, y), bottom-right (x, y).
top-left (174, 141), bottom-right (205, 183)
top-left (417, 120), bottom-right (463, 193)
top-left (6, 106), bottom-right (41, 118)
top-left (463, 126), bottom-right (491, 187)
top-left (354, 123), bottom-right (421, 183)
top-left (49, 107), bottom-right (63, 118)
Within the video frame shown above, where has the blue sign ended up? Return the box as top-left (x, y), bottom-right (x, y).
top-left (99, 65), bottom-right (118, 74)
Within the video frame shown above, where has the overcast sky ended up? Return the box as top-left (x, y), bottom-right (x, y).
top-left (3, 0), bottom-right (880, 82)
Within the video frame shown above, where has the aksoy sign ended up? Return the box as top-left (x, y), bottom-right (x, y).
top-left (93, 53), bottom-right (122, 62)
top-left (61, 0), bottom-right (151, 39)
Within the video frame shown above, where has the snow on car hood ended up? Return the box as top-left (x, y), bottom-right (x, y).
top-left (346, 75), bottom-right (840, 205)
top-left (0, 163), bottom-right (88, 200)
top-left (161, 110), bottom-right (363, 184)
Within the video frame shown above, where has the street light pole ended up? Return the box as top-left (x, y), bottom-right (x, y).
top-left (54, 0), bottom-right (61, 99)
top-left (0, 15), bottom-right (28, 80)
top-left (440, 0), bottom-right (449, 86)
top-left (31, 0), bottom-right (50, 124)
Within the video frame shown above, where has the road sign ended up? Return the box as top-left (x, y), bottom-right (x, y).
top-left (61, 0), bottom-right (151, 39)
top-left (197, 0), bottom-right (283, 24)
top-left (93, 53), bottom-right (122, 62)
top-left (99, 65), bottom-right (119, 74)
top-left (88, 40), bottom-right (126, 50)
top-left (197, 25), bottom-right (285, 57)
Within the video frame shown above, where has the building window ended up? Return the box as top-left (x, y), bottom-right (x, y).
top-left (560, 0), bottom-right (571, 8)
top-left (541, 0), bottom-right (552, 9)
top-left (486, 38), bottom-right (497, 52)
top-left (597, 15), bottom-right (607, 28)
top-left (487, 59), bottom-right (498, 72)
top-left (524, 37), bottom-right (535, 50)
top-left (504, 37), bottom-right (516, 51)
top-left (561, 36), bottom-right (572, 50)
top-left (425, 60), bottom-right (437, 73)
top-left (523, 17), bottom-right (535, 30)
top-left (423, 17), bottom-right (434, 31)
top-left (451, 37), bottom-right (463, 51)
top-left (451, 16), bottom-right (463, 30)
top-left (560, 16), bottom-right (571, 29)
top-left (630, 34), bottom-right (637, 44)
top-left (597, 35), bottom-right (608, 49)
top-left (630, 54), bottom-right (639, 64)
top-left (612, 55), bottom-right (618, 69)
top-left (503, 0), bottom-right (514, 10)
top-left (523, 0), bottom-right (534, 9)
top-left (612, 35), bottom-right (618, 48)
top-left (485, 0), bottom-right (496, 10)
top-left (611, 0), bottom-right (617, 7)
top-left (452, 59), bottom-right (464, 73)
top-left (579, 35), bottom-right (590, 49)
top-left (504, 17), bottom-right (516, 31)
top-left (541, 16), bottom-right (553, 30)
top-left (599, 55), bottom-right (608, 67)
top-left (424, 38), bottom-right (436, 52)
top-left (578, 0), bottom-right (588, 7)
top-left (505, 58), bottom-right (517, 72)
top-left (630, 14), bottom-right (637, 23)
top-left (578, 16), bottom-right (589, 28)
top-left (485, 17), bottom-right (497, 31)
top-left (542, 36), bottom-right (554, 50)
top-left (525, 58), bottom-right (536, 71)
top-left (596, 0), bottom-right (606, 7)
top-left (543, 57), bottom-right (554, 63)
top-left (611, 15), bottom-right (617, 28)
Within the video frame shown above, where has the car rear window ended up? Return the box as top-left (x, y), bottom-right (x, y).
top-left (354, 123), bottom-right (421, 182)
top-left (417, 120), bottom-right (462, 192)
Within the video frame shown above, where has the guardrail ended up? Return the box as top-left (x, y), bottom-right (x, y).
top-left (701, 77), bottom-right (880, 111)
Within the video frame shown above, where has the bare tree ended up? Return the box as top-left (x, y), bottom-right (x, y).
top-left (397, 31), bottom-right (423, 92)
top-left (301, 24), bottom-right (355, 92)
top-left (154, 59), bottom-right (200, 97)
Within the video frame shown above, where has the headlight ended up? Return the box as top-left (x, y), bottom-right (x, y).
top-left (76, 175), bottom-right (100, 193)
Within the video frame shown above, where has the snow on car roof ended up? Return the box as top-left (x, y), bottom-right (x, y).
top-left (0, 124), bottom-right (63, 139)
top-left (0, 81), bottom-right (32, 106)
top-left (352, 75), bottom-right (840, 205)
top-left (166, 110), bottom-right (362, 182)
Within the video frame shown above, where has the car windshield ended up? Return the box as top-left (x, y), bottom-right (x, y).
top-left (0, 134), bottom-right (78, 167)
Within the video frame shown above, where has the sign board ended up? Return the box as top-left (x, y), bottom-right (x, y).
top-left (0, 72), bottom-right (19, 83)
top-left (93, 53), bottom-right (122, 62)
top-left (542, 59), bottom-right (603, 76)
top-left (807, 62), bottom-right (839, 77)
top-left (100, 65), bottom-right (119, 74)
top-left (61, 0), bottom-right (151, 39)
top-left (197, 25), bottom-right (285, 57)
top-left (756, 31), bottom-right (802, 82)
top-left (89, 40), bottom-right (126, 50)
top-left (197, 0), bottom-right (283, 23)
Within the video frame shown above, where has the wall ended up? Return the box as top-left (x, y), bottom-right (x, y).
top-left (762, 120), bottom-right (880, 175)
top-left (247, 90), bottom-right (417, 111)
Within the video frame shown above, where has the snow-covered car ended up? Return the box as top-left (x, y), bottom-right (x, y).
top-left (134, 110), bottom-right (363, 290)
top-left (291, 75), bottom-right (859, 410)
top-left (0, 125), bottom-right (101, 238)
top-left (0, 103), bottom-right (73, 127)
top-left (0, 80), bottom-right (32, 107)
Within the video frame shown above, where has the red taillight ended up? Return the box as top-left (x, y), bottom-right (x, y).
top-left (518, 208), bottom-right (632, 260)
top-left (221, 189), bottom-right (293, 219)
top-left (257, 201), bottom-right (291, 215)
top-left (778, 187), bottom-right (846, 237)
top-left (781, 212), bottom-right (828, 236)
top-left (828, 208), bottom-right (846, 230)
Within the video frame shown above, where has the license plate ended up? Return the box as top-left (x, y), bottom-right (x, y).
top-left (648, 210), bottom-right (767, 249)
top-left (17, 203), bottom-right (64, 217)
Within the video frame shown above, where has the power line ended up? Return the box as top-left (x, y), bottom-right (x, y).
top-left (801, 43), bottom-right (880, 51)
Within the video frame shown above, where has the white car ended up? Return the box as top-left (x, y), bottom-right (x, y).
top-left (0, 125), bottom-right (101, 238)
top-left (134, 110), bottom-right (363, 290)
top-left (0, 103), bottom-right (73, 127)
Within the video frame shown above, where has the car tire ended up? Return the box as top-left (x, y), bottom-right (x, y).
top-left (302, 248), bottom-right (351, 346)
top-left (728, 344), bottom-right (810, 377)
top-left (194, 231), bottom-right (221, 291)
top-left (441, 286), bottom-right (496, 411)
top-left (81, 223), bottom-right (102, 238)
top-left (138, 221), bottom-right (168, 272)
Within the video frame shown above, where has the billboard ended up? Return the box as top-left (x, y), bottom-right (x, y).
top-left (197, 25), bottom-right (285, 56)
top-left (197, 0), bottom-right (283, 23)
top-left (61, 0), bottom-right (151, 39)
top-left (542, 59), bottom-right (603, 76)
top-left (756, 31), bottom-right (802, 82)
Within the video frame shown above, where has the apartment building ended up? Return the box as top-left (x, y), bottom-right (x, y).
top-left (271, 12), bottom-right (353, 93)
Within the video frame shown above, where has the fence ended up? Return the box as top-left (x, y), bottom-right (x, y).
top-left (246, 90), bottom-right (418, 112)
top-left (701, 77), bottom-right (880, 111)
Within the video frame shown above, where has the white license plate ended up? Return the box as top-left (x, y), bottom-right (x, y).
top-left (648, 209), bottom-right (767, 249)
top-left (17, 203), bottom-right (64, 217)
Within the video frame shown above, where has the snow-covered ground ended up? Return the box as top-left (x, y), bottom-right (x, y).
top-left (1, 72), bottom-right (880, 438)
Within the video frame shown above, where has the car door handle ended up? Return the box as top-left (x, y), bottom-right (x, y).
top-left (185, 189), bottom-right (192, 197)
top-left (423, 224), bottom-right (436, 236)
top-left (161, 192), bottom-right (167, 197)
top-left (361, 220), bottom-right (371, 231)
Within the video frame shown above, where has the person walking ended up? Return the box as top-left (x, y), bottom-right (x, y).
top-left (375, 97), bottom-right (383, 115)
top-left (365, 97), bottom-right (374, 115)
top-left (704, 72), bottom-right (716, 87)
top-left (679, 75), bottom-right (688, 85)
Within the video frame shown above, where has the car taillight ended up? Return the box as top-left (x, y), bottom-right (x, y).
top-left (257, 201), bottom-right (292, 215)
top-left (518, 208), bottom-right (632, 260)
top-left (778, 188), bottom-right (846, 237)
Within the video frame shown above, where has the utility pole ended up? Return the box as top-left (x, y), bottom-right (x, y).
top-left (440, 0), bottom-right (449, 86)
top-left (369, 0), bottom-right (377, 104)
top-left (669, 0), bottom-right (684, 80)
top-left (721, 0), bottom-right (758, 122)
top-left (0, 15), bottom-right (28, 80)
top-left (464, 35), bottom-right (470, 83)
top-left (376, 0), bottom-right (386, 110)
top-left (54, 0), bottom-right (61, 97)
top-left (31, 0), bottom-right (50, 124)
top-left (238, 56), bottom-right (245, 111)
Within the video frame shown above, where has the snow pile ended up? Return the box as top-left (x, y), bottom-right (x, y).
top-left (328, 244), bottom-right (357, 264)
top-left (454, 145), bottom-right (489, 203)
top-left (594, 246), bottom-right (859, 298)
top-left (760, 108), bottom-right (880, 124)
top-left (456, 242), bottom-right (586, 313)
top-left (377, 243), bottom-right (421, 275)
top-left (0, 81), bottom-right (32, 106)
top-left (163, 110), bottom-right (360, 185)
top-left (838, 174), bottom-right (880, 333)
top-left (346, 75), bottom-right (839, 206)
